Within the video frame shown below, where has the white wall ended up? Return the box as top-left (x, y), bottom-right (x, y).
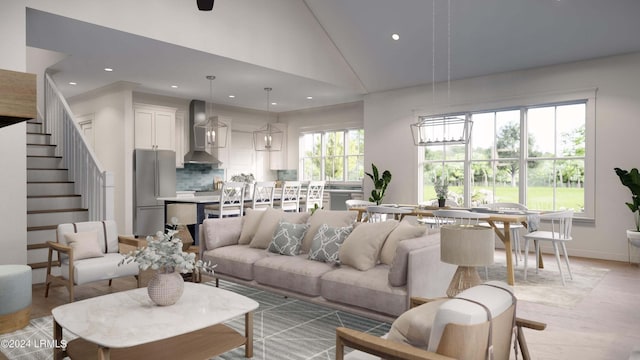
top-left (69, 83), bottom-right (137, 234)
top-left (26, 47), bottom-right (67, 117)
top-left (279, 101), bottom-right (364, 170)
top-left (364, 52), bottom-right (640, 262)
top-left (25, 0), bottom-right (363, 92)
top-left (0, 1), bottom-right (28, 265)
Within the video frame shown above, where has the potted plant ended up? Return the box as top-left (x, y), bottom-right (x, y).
top-left (613, 167), bottom-right (640, 250)
top-left (434, 176), bottom-right (449, 207)
top-left (365, 163), bottom-right (392, 205)
top-left (120, 225), bottom-right (215, 305)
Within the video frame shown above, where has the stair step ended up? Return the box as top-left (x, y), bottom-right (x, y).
top-left (27, 181), bottom-right (75, 196)
top-left (29, 261), bottom-right (58, 270)
top-left (28, 195), bottom-right (82, 211)
top-left (27, 208), bottom-right (88, 227)
top-left (26, 122), bottom-right (43, 133)
top-left (27, 243), bottom-right (49, 250)
top-left (26, 133), bottom-right (51, 144)
top-left (27, 143), bottom-right (56, 156)
top-left (27, 168), bottom-right (69, 182)
top-left (27, 247), bottom-right (50, 266)
top-left (27, 156), bottom-right (63, 169)
top-left (27, 226), bottom-right (57, 245)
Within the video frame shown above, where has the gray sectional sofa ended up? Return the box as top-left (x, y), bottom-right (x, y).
top-left (199, 209), bottom-right (456, 321)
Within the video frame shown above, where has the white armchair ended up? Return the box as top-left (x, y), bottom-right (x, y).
top-left (44, 221), bottom-right (140, 302)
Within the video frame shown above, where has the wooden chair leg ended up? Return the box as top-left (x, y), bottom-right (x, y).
top-left (215, 278), bottom-right (219, 287)
top-left (44, 247), bottom-right (53, 298)
top-left (552, 241), bottom-right (566, 286)
top-left (108, 279), bottom-right (113, 287)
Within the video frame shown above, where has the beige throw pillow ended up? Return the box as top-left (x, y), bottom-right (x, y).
top-left (386, 299), bottom-right (447, 350)
top-left (300, 210), bottom-right (357, 253)
top-left (64, 230), bottom-right (104, 260)
top-left (339, 220), bottom-right (398, 271)
top-left (238, 208), bottom-right (266, 244)
top-left (249, 208), bottom-right (310, 249)
top-left (380, 222), bottom-right (427, 265)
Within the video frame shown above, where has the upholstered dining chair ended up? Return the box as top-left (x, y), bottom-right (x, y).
top-left (246, 181), bottom-right (276, 210)
top-left (273, 181), bottom-right (302, 212)
top-left (299, 180), bottom-right (325, 212)
top-left (204, 181), bottom-right (246, 218)
top-left (44, 221), bottom-right (140, 302)
top-left (485, 202), bottom-right (529, 266)
top-left (336, 281), bottom-right (546, 360)
top-left (523, 210), bottom-right (574, 286)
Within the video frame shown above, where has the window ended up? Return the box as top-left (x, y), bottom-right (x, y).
top-left (300, 129), bottom-right (364, 182)
top-left (419, 100), bottom-right (590, 216)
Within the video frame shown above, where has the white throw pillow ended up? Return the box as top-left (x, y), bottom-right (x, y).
top-left (64, 230), bottom-right (104, 260)
top-left (339, 220), bottom-right (398, 271)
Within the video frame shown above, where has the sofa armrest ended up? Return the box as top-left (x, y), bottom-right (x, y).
top-left (406, 243), bottom-right (457, 303)
top-left (200, 217), bottom-right (243, 252)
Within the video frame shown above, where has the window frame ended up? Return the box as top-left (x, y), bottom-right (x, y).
top-left (417, 90), bottom-right (596, 220)
top-left (299, 128), bottom-right (365, 183)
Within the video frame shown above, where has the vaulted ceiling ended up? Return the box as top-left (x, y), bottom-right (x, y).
top-left (26, 0), bottom-right (640, 113)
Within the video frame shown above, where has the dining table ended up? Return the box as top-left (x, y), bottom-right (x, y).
top-left (348, 205), bottom-right (542, 286)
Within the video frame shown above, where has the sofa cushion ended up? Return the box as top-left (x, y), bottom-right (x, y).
top-left (64, 230), bottom-right (104, 260)
top-left (301, 210), bottom-right (357, 253)
top-left (388, 229), bottom-right (440, 287)
top-left (308, 224), bottom-right (353, 264)
top-left (386, 299), bottom-right (447, 350)
top-left (254, 254), bottom-right (334, 296)
top-left (321, 265), bottom-right (407, 316)
top-left (61, 253), bottom-right (138, 285)
top-left (267, 220), bottom-right (310, 256)
top-left (203, 217), bottom-right (243, 250)
top-left (380, 222), bottom-right (427, 265)
top-left (249, 208), bottom-right (310, 249)
top-left (202, 245), bottom-right (271, 281)
top-left (238, 209), bottom-right (266, 245)
top-left (339, 220), bottom-right (398, 271)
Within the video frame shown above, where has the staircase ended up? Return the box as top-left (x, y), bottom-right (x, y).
top-left (26, 120), bottom-right (88, 283)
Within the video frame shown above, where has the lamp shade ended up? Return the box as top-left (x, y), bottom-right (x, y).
top-left (440, 225), bottom-right (494, 266)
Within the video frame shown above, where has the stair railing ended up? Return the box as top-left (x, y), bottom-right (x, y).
top-left (44, 73), bottom-right (114, 221)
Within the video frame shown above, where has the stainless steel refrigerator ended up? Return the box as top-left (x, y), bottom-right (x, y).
top-left (134, 149), bottom-right (176, 237)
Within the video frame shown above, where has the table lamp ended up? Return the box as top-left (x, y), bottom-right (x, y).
top-left (440, 225), bottom-right (495, 297)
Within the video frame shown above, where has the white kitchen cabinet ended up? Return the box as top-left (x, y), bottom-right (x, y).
top-left (174, 110), bottom-right (186, 167)
top-left (269, 123), bottom-right (287, 170)
top-left (134, 104), bottom-right (176, 151)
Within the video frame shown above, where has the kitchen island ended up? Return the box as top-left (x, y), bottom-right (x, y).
top-left (157, 196), bottom-right (220, 246)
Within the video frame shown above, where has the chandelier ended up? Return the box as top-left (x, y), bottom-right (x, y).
top-left (194, 75), bottom-right (228, 149)
top-left (253, 87), bottom-right (283, 152)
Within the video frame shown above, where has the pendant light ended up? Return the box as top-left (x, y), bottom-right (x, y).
top-left (195, 75), bottom-right (228, 149)
top-left (410, 0), bottom-right (472, 147)
top-left (253, 87), bottom-right (283, 152)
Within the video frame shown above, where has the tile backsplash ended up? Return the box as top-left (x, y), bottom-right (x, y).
top-left (176, 163), bottom-right (225, 191)
top-left (277, 169), bottom-right (298, 181)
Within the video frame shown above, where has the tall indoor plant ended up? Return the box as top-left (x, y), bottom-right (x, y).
top-left (614, 167), bottom-right (640, 251)
top-left (365, 163), bottom-right (392, 205)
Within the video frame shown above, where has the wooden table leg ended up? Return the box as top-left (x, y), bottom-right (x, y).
top-left (97, 346), bottom-right (111, 360)
top-left (488, 220), bottom-right (515, 286)
top-left (245, 311), bottom-right (253, 358)
top-left (53, 319), bottom-right (64, 360)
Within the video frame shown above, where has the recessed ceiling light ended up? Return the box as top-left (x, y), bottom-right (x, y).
top-left (104, 67), bottom-right (113, 72)
top-left (391, 33), bottom-right (400, 41)
top-left (228, 95), bottom-right (235, 98)
top-left (306, 96), bottom-right (313, 100)
top-left (69, 82), bottom-right (77, 85)
top-left (170, 85), bottom-right (178, 89)
top-left (271, 102), bottom-right (277, 106)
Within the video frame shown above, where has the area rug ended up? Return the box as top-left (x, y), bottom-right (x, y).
top-left (0, 280), bottom-right (390, 360)
top-left (487, 250), bottom-right (609, 309)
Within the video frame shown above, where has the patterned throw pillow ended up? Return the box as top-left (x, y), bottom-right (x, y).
top-left (308, 224), bottom-right (353, 264)
top-left (267, 220), bottom-right (310, 256)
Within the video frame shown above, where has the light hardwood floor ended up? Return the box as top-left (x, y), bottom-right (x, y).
top-left (21, 253), bottom-right (640, 360)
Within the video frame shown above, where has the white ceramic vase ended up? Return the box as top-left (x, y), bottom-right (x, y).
top-left (627, 229), bottom-right (640, 248)
top-left (147, 270), bottom-right (184, 306)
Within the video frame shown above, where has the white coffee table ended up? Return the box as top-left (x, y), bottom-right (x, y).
top-left (52, 282), bottom-right (259, 360)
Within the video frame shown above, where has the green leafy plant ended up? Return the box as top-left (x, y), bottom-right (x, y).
top-left (434, 176), bottom-right (449, 200)
top-left (365, 163), bottom-right (392, 205)
top-left (614, 167), bottom-right (640, 231)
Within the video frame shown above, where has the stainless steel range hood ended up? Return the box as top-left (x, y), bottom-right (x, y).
top-left (184, 100), bottom-right (221, 165)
